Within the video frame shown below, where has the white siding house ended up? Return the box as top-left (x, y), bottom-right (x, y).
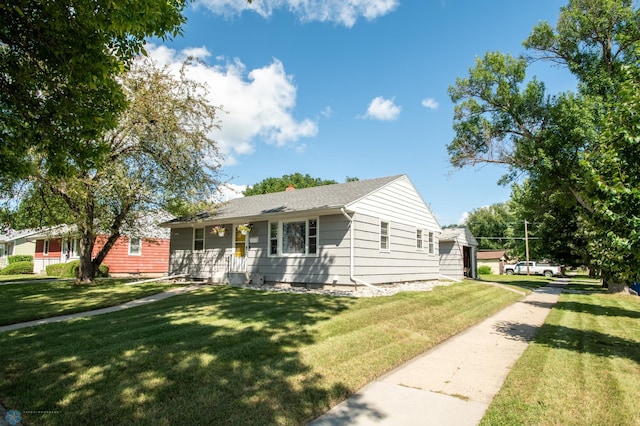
top-left (0, 229), bottom-right (39, 268)
top-left (439, 227), bottom-right (478, 281)
top-left (160, 175), bottom-right (443, 288)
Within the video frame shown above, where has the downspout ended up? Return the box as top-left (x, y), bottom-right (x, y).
top-left (341, 208), bottom-right (382, 292)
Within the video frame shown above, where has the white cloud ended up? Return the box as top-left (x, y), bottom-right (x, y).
top-left (195, 0), bottom-right (399, 27)
top-left (181, 46), bottom-right (212, 60)
top-left (146, 44), bottom-right (317, 165)
top-left (421, 98), bottom-right (439, 110)
top-left (458, 211), bottom-right (470, 224)
top-left (215, 183), bottom-right (246, 202)
top-left (361, 96), bottom-right (401, 121)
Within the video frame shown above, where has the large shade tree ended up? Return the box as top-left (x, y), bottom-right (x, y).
top-left (447, 0), bottom-right (640, 290)
top-left (27, 58), bottom-right (223, 283)
top-left (0, 0), bottom-right (187, 190)
top-left (507, 180), bottom-right (586, 267)
top-left (243, 173), bottom-right (339, 196)
top-left (464, 203), bottom-right (513, 251)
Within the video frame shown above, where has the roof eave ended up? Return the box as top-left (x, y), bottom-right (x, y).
top-left (160, 206), bottom-right (347, 227)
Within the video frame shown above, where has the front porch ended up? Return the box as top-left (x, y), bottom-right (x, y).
top-left (187, 254), bottom-right (252, 284)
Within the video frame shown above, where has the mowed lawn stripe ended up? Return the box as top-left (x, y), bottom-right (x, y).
top-left (0, 279), bottom-right (183, 325)
top-left (1, 282), bottom-right (522, 425)
top-left (481, 292), bottom-right (640, 426)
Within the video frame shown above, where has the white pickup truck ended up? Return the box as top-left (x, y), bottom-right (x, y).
top-left (503, 261), bottom-right (563, 277)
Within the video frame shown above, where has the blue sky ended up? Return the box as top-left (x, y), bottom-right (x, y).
top-left (149, 0), bottom-right (575, 226)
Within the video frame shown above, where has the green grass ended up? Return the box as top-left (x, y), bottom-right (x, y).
top-left (0, 278), bottom-right (182, 325)
top-left (565, 274), bottom-right (607, 293)
top-left (0, 274), bottom-right (55, 282)
top-left (478, 273), bottom-right (553, 291)
top-left (481, 290), bottom-right (640, 425)
top-left (0, 282), bottom-right (522, 425)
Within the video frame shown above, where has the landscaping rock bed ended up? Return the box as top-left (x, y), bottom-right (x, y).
top-left (230, 280), bottom-right (455, 298)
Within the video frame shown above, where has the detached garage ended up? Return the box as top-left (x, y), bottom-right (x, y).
top-left (439, 227), bottom-right (478, 281)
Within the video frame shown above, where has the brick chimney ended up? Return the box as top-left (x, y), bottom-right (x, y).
top-left (285, 184), bottom-right (295, 191)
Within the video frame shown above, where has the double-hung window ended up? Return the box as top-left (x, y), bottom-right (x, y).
top-left (416, 229), bottom-right (424, 250)
top-left (43, 240), bottom-right (50, 256)
top-left (380, 221), bottom-right (390, 251)
top-left (194, 228), bottom-right (204, 251)
top-left (129, 237), bottom-right (141, 255)
top-left (269, 218), bottom-right (318, 256)
top-left (428, 231), bottom-right (435, 255)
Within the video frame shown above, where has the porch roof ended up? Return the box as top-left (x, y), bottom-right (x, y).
top-left (161, 175), bottom-right (404, 227)
top-left (0, 228), bottom-right (44, 243)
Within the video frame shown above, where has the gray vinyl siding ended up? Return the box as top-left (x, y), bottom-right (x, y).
top-left (248, 214), bottom-right (352, 285)
top-left (166, 175), bottom-right (443, 286)
top-left (350, 213), bottom-right (439, 284)
top-left (168, 216), bottom-right (354, 284)
top-left (438, 241), bottom-right (461, 280)
top-left (347, 176), bottom-right (439, 231)
top-left (438, 228), bottom-right (478, 281)
top-left (168, 226), bottom-right (235, 278)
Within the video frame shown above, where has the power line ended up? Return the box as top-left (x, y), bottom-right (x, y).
top-left (474, 237), bottom-right (540, 240)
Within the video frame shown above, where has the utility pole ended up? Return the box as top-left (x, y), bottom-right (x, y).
top-left (524, 220), bottom-right (530, 276)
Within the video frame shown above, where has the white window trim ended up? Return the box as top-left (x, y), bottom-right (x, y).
top-left (43, 240), bottom-right (50, 256)
top-left (416, 229), bottom-right (424, 251)
top-left (128, 237), bottom-right (142, 256)
top-left (428, 231), bottom-right (435, 255)
top-left (62, 239), bottom-right (79, 260)
top-left (193, 227), bottom-right (205, 251)
top-left (268, 217), bottom-right (319, 257)
top-left (380, 220), bottom-right (390, 252)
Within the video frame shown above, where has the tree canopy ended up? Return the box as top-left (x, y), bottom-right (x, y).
top-left (26, 57), bottom-right (222, 282)
top-left (0, 0), bottom-right (187, 190)
top-left (448, 0), bottom-right (640, 289)
top-left (465, 204), bottom-right (513, 251)
top-left (243, 173), bottom-right (340, 196)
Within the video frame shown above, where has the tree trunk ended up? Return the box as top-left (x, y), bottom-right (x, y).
top-left (602, 271), bottom-right (630, 294)
top-left (77, 232), bottom-right (96, 284)
top-left (607, 282), bottom-right (629, 294)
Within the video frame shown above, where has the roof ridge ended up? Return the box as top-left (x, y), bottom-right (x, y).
top-left (163, 174), bottom-right (407, 226)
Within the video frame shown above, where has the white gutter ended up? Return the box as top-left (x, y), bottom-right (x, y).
top-left (341, 208), bottom-right (383, 292)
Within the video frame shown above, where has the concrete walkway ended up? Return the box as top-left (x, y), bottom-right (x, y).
top-left (0, 284), bottom-right (201, 333)
top-left (309, 279), bottom-right (568, 426)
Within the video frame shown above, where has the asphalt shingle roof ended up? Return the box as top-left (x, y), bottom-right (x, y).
top-left (163, 175), bottom-right (404, 226)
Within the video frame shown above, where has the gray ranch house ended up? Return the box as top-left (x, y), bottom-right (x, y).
top-left (160, 175), bottom-right (442, 289)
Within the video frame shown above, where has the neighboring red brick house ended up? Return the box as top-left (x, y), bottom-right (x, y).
top-left (29, 213), bottom-right (172, 277)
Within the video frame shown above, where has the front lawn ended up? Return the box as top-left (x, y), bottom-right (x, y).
top-left (478, 273), bottom-right (552, 291)
top-left (0, 282), bottom-right (522, 425)
top-left (481, 288), bottom-right (640, 425)
top-left (0, 274), bottom-right (54, 283)
top-left (0, 278), bottom-right (182, 325)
